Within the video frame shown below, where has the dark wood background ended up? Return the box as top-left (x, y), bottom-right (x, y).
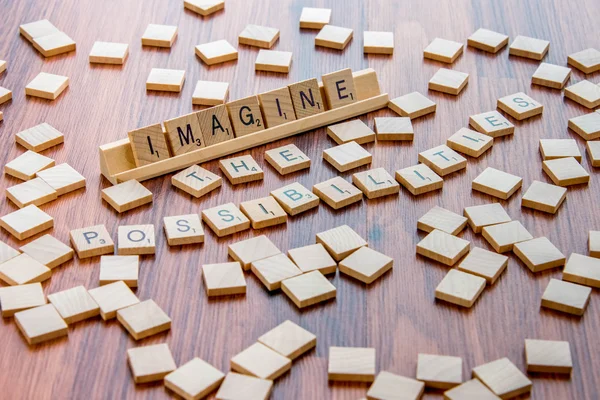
top-left (1, 0), bottom-right (599, 398)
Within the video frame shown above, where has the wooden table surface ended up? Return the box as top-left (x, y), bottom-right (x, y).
top-left (1, 0), bottom-right (599, 398)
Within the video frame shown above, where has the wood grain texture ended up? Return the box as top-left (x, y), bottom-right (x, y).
top-left (1, 0), bottom-right (600, 399)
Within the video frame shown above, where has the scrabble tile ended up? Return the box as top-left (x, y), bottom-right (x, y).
top-left (6, 177), bottom-right (57, 208)
top-left (172, 165), bottom-right (222, 198)
top-left (219, 155), bottom-right (263, 184)
top-left (4, 151), bottom-right (55, 181)
top-left (202, 262), bottom-right (246, 296)
top-left (128, 123), bottom-right (171, 166)
top-left (15, 123), bottom-right (64, 152)
top-left (0, 240), bottom-right (19, 265)
top-left (251, 253), bottom-right (302, 291)
top-left (163, 214), bottom-right (204, 246)
top-left (299, 7), bottom-right (331, 29)
top-left (352, 168), bottom-right (399, 199)
top-left (444, 379), bottom-right (500, 400)
top-left (0, 59), bottom-right (5, 74)
top-left (467, 28), bottom-right (509, 53)
top-left (19, 19), bottom-right (60, 42)
top-left (141, 24), bottom-right (177, 48)
top-left (271, 182), bottom-right (319, 216)
top-left (521, 180), bottom-right (567, 214)
top-left (473, 358), bottom-right (532, 399)
top-left (429, 68), bottom-right (469, 95)
top-left (14, 304), bottom-right (68, 345)
top-left (231, 342), bottom-right (291, 380)
top-left (163, 112), bottom-right (205, 156)
top-left (423, 38), bottom-right (463, 63)
top-left (99, 255), bottom-right (139, 287)
top-left (47, 285), bottom-right (99, 324)
top-left (258, 320), bottom-right (316, 360)
top-left (472, 167), bottom-right (523, 200)
top-left (0, 204), bottom-right (53, 240)
top-left (184, 0), bottom-right (224, 16)
top-left (328, 346), bottom-right (375, 382)
top-left (395, 164), bottom-right (443, 195)
top-left (192, 80), bottom-right (229, 106)
top-left (374, 117), bottom-right (413, 141)
top-left (202, 203), bottom-right (250, 237)
top-left (323, 141), bottom-right (372, 172)
top-left (240, 196), bottom-right (287, 229)
top-left (165, 358), bottom-right (225, 400)
top-left (195, 39), bottom-right (238, 65)
top-left (417, 206), bottom-right (467, 235)
top-left (565, 80), bottom-right (600, 109)
top-left (265, 144), bottom-right (309, 174)
top-left (288, 78), bottom-right (325, 118)
top-left (525, 339), bottom-right (572, 374)
top-left (228, 235), bottom-right (280, 270)
top-left (117, 299), bottom-right (171, 340)
top-left (316, 225), bottom-right (367, 261)
top-left (418, 144), bottom-right (466, 176)
top-left (388, 92), bottom-right (436, 119)
top-left (532, 63), bottom-right (571, 89)
top-left (0, 86), bottom-right (11, 105)
top-left (542, 157), bottom-right (589, 186)
top-left (509, 35), bottom-right (549, 60)
top-left (239, 24), bottom-right (279, 48)
top-left (469, 111), bottom-right (515, 138)
top-left (416, 353), bottom-right (462, 389)
top-left (436, 269), bottom-right (485, 308)
top-left (226, 96), bottom-right (264, 136)
top-left (127, 343), bottom-right (176, 384)
top-left (118, 224), bottom-right (155, 255)
top-left (19, 234), bottom-right (73, 269)
top-left (322, 68), bottom-right (357, 109)
top-left (89, 41), bottom-right (129, 64)
top-left (315, 25), bottom-right (353, 50)
top-left (35, 163), bottom-right (85, 196)
top-left (146, 68), bottom-right (185, 92)
top-left (282, 270), bottom-right (336, 308)
top-left (0, 111), bottom-right (3, 121)
top-left (540, 139), bottom-right (581, 162)
top-left (363, 31), bottom-right (394, 54)
top-left (587, 141), bottom-right (600, 167)
top-left (482, 221), bottom-right (533, 253)
top-left (463, 203), bottom-right (511, 233)
top-left (513, 237), bottom-right (566, 273)
top-left (32, 31), bottom-right (75, 57)
top-left (25, 72), bottom-right (69, 100)
top-left (0, 283), bottom-right (46, 317)
top-left (88, 281), bottom-right (140, 320)
top-left (255, 50), bottom-right (292, 73)
top-left (567, 48), bottom-right (600, 74)
top-left (417, 229), bottom-right (470, 266)
top-left (69, 224), bottom-right (114, 258)
top-left (339, 246), bottom-right (392, 284)
top-left (541, 278), bottom-right (591, 316)
top-left (563, 253), bottom-right (600, 288)
top-left (257, 87), bottom-right (297, 128)
top-left (102, 179), bottom-right (153, 212)
top-left (313, 176), bottom-right (363, 210)
top-left (457, 247), bottom-right (508, 285)
top-left (497, 92), bottom-right (543, 121)
top-left (447, 128), bottom-right (493, 158)
top-left (589, 231), bottom-right (600, 258)
top-left (288, 243), bottom-right (337, 274)
top-left (216, 372), bottom-right (273, 400)
top-left (327, 119), bottom-right (375, 145)
top-left (368, 371), bottom-right (425, 400)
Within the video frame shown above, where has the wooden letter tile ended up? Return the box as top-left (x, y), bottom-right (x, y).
top-left (299, 7), bottom-right (331, 29)
top-left (127, 343), bottom-right (176, 383)
top-left (457, 247), bottom-right (508, 285)
top-left (418, 145), bottom-right (466, 176)
top-left (226, 96), bottom-right (264, 136)
top-left (446, 128), bottom-right (493, 158)
top-left (15, 123), bottom-right (64, 152)
top-left (228, 235), bottom-right (280, 270)
top-left (88, 281), bottom-right (140, 320)
top-left (141, 24), bottom-right (178, 48)
top-left (591, 141), bottom-right (600, 167)
top-left (47, 285), bottom-right (99, 324)
top-left (541, 278), bottom-right (591, 316)
top-left (69, 224), bottom-right (114, 258)
top-left (313, 176), bottom-right (363, 209)
top-left (540, 139), bottom-right (582, 162)
top-left (473, 358), bottom-right (532, 398)
top-left (165, 358), bottom-right (225, 400)
top-left (257, 87), bottom-right (297, 128)
top-left (231, 342), bottom-right (291, 380)
top-left (316, 225), bottom-right (367, 261)
top-left (32, 31), bottom-right (75, 57)
top-left (525, 339), bottom-right (572, 374)
top-left (202, 262), bottom-right (246, 296)
top-left (163, 214), bottom-right (204, 246)
top-left (281, 270), bottom-right (336, 308)
top-left (368, 371), bottom-right (425, 400)
top-left (239, 25), bottom-right (280, 49)
top-left (513, 237), bottom-right (566, 273)
top-left (428, 68), bottom-right (469, 95)
top-left (0, 204), bottom-right (53, 240)
top-left (322, 68), bottom-right (357, 109)
top-left (323, 141), bottom-right (372, 172)
top-left (117, 299), bottom-right (171, 340)
top-left (271, 182), bottom-right (319, 216)
top-left (118, 224), bottom-right (155, 255)
top-left (255, 50), bottom-right (292, 73)
top-left (163, 112), bottom-right (205, 156)
top-left (6, 177), bottom-right (57, 208)
top-left (472, 167), bottom-right (523, 200)
top-left (352, 167), bottom-right (399, 199)
top-left (444, 379), bottom-right (501, 400)
top-left (25, 72), bottom-right (69, 100)
top-left (19, 19), bottom-right (60, 42)
top-left (101, 179), bottom-right (153, 212)
top-left (99, 255), bottom-right (139, 287)
top-left (0, 240), bottom-right (19, 265)
top-left (417, 206), bottom-right (467, 235)
top-left (14, 304), bottom-right (68, 345)
top-left (202, 203), bottom-right (250, 237)
top-left (423, 38), bottom-right (463, 63)
top-left (219, 155), bottom-right (263, 184)
top-left (89, 41), bottom-right (129, 64)
top-left (563, 253), bottom-right (600, 288)
top-left (567, 48), bottom-right (600, 74)
top-left (363, 31), bottom-right (394, 54)
top-left (251, 253), bottom-right (302, 291)
top-left (128, 123), bottom-right (171, 167)
top-left (195, 39), bottom-right (238, 65)
top-left (542, 157), bottom-right (589, 186)
top-left (564, 80), bottom-right (600, 109)
top-left (467, 28), bottom-right (508, 53)
top-left (146, 68), bottom-right (185, 92)
top-left (532, 63), bottom-right (571, 89)
top-left (463, 203), bottom-right (511, 233)
top-left (395, 164), bottom-right (443, 195)
top-left (482, 221), bottom-right (533, 253)
top-left (288, 243), bottom-right (336, 275)
top-left (339, 246), bottom-right (393, 284)
top-left (5, 151), bottom-right (54, 181)
top-left (388, 92), bottom-right (436, 119)
top-left (0, 253), bottom-right (51, 286)
top-left (19, 234), bottom-right (73, 269)
top-left (184, 0), bottom-right (224, 16)
top-left (416, 353), bottom-right (462, 389)
top-left (497, 92), bottom-right (543, 121)
top-left (240, 196), bottom-right (287, 229)
top-left (435, 269), bottom-right (485, 308)
top-left (469, 111), bottom-right (514, 138)
top-left (171, 165), bottom-right (221, 198)
top-left (521, 180), bottom-right (567, 214)
top-left (315, 25), bottom-right (353, 50)
top-left (509, 35), bottom-right (549, 60)
top-left (288, 78), bottom-right (325, 119)
top-left (216, 373), bottom-right (273, 400)
top-left (265, 144), bottom-right (309, 175)
top-left (590, 231), bottom-right (600, 258)
top-left (0, 283), bottom-right (46, 317)
top-left (192, 80), bottom-right (229, 106)
top-left (0, 86), bottom-right (11, 105)
top-left (36, 163), bottom-right (85, 195)
top-left (374, 117), bottom-right (413, 141)
top-left (258, 320), bottom-right (316, 360)
top-left (328, 346), bottom-right (376, 382)
top-left (417, 229), bottom-right (470, 266)
top-left (327, 119), bottom-right (375, 145)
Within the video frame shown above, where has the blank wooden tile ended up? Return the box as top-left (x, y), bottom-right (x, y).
top-left (525, 339), bottom-right (572, 374)
top-left (202, 262), bottom-right (246, 296)
top-left (47, 285), bottom-right (99, 324)
top-left (251, 253), bottom-right (302, 291)
top-left (513, 237), bottom-right (565, 273)
top-left (473, 358), bottom-right (532, 399)
top-left (315, 25), bottom-right (353, 50)
top-left (509, 35), bottom-right (549, 60)
top-left (0, 240), bottom-right (19, 265)
top-left (424, 38), bottom-right (463, 63)
top-left (418, 144), bottom-right (466, 176)
top-left (239, 24), bottom-right (279, 49)
top-left (352, 168), bottom-right (399, 199)
top-left (0, 59), bottom-right (5, 74)
top-left (590, 141), bottom-right (600, 167)
top-left (521, 180), bottom-right (567, 214)
top-left (35, 163), bottom-right (85, 196)
top-left (388, 92), bottom-right (436, 119)
top-left (299, 7), bottom-right (331, 29)
top-left (89, 41), bottom-right (129, 64)
top-left (540, 139), bottom-right (581, 162)
top-left (323, 141), bottom-right (372, 172)
top-left (265, 144), bottom-right (309, 175)
top-left (19, 234), bottom-right (73, 269)
top-left (532, 63), bottom-right (571, 89)
top-left (416, 353), bottom-right (462, 389)
top-left (216, 372), bottom-right (273, 400)
top-left (228, 235), bottom-right (280, 270)
top-left (195, 104), bottom-right (235, 149)
top-left (192, 80), bottom-right (229, 106)
top-left (226, 96), bottom-right (265, 136)
top-left (195, 39), bottom-right (238, 65)
top-left (457, 247), bottom-right (508, 285)
top-left (165, 358), bottom-right (225, 400)
top-left (118, 224), bottom-right (155, 255)
top-left (0, 86), bottom-right (11, 105)
top-left (25, 72), bottom-right (69, 100)
top-left (395, 164), bottom-right (443, 195)
top-left (288, 78), bottom-right (325, 118)
top-left (0, 253), bottom-right (51, 286)
top-left (322, 68), bottom-right (357, 109)
top-left (102, 179), bottom-right (153, 212)
top-left (128, 123), bottom-right (171, 166)
top-left (282, 270), bottom-right (336, 308)
top-left (327, 120), bottom-right (375, 145)
top-left (317, 225), bottom-right (366, 261)
top-left (271, 182), bottom-right (319, 216)
top-left (202, 203), bottom-right (250, 237)
top-left (7, 177), bottom-right (57, 208)
top-left (367, 371), bottom-right (424, 400)
top-left (288, 243), bottom-right (337, 275)
top-left (163, 214), bottom-right (204, 246)
top-left (563, 253), bottom-right (600, 288)
top-left (99, 255), bottom-right (139, 287)
top-left (0, 204), bottom-right (53, 240)
top-left (172, 165), bottom-right (221, 198)
top-left (16, 124), bottom-right (63, 154)
top-left (418, 206), bottom-right (467, 235)
top-left (258, 320), bottom-right (316, 360)
top-left (436, 269), bottom-right (486, 308)
top-left (429, 68), bottom-right (469, 95)
top-left (444, 379), bottom-right (501, 400)
top-left (257, 87), bottom-right (296, 128)
top-left (231, 342), bottom-right (291, 380)
top-left (141, 24), bottom-right (177, 48)
top-left (69, 224), bottom-right (114, 258)
top-left (565, 80), bottom-right (600, 109)
top-left (469, 110), bottom-right (515, 138)
top-left (447, 127), bottom-right (493, 158)
top-left (163, 112), bottom-right (205, 156)
top-left (184, 0), bottom-right (224, 16)
top-left (497, 92), bottom-right (543, 121)
top-left (463, 203), bottom-right (511, 233)
top-left (313, 176), bottom-right (363, 209)
top-left (363, 31), bottom-right (394, 54)
top-left (32, 31), bottom-right (75, 57)
top-left (14, 304), bottom-right (68, 345)
top-left (482, 221), bottom-right (533, 253)
top-left (589, 231), bottom-right (600, 258)
top-left (374, 117), bottom-right (413, 141)
top-left (117, 299), bottom-right (171, 340)
top-left (542, 157), bottom-right (589, 186)
top-left (88, 281), bottom-right (140, 320)
top-left (542, 278), bottom-right (591, 316)
top-left (240, 196), bottom-right (287, 229)
top-left (567, 48), bottom-right (600, 74)
top-left (255, 50), bottom-right (292, 73)
top-left (417, 229), bottom-right (470, 266)
top-left (328, 346), bottom-right (375, 382)
top-left (5, 151), bottom-right (54, 181)
top-left (339, 246), bottom-right (392, 284)
top-left (467, 28), bottom-right (508, 53)
top-left (146, 68), bottom-right (185, 92)
top-left (472, 167), bottom-right (523, 200)
top-left (127, 343), bottom-right (176, 384)
top-left (0, 283), bottom-right (46, 317)
top-left (19, 19), bottom-right (60, 42)
top-left (219, 155), bottom-right (263, 184)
